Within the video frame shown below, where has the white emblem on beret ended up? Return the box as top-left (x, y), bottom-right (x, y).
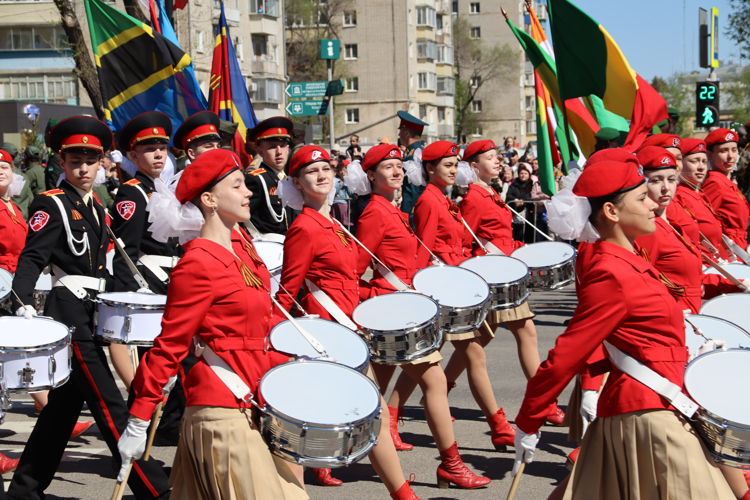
top-left (699, 144), bottom-right (705, 151)
top-left (725, 133), bottom-right (735, 142)
top-left (389, 149), bottom-right (398, 158)
top-left (637, 166), bottom-right (644, 176)
top-left (672, 138), bottom-right (679, 147)
top-left (661, 156), bottom-right (671, 165)
top-left (451, 146), bottom-right (457, 154)
top-left (311, 150), bottom-right (323, 161)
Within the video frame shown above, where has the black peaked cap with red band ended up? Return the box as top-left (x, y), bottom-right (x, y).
top-left (173, 111), bottom-right (221, 150)
top-left (248, 116), bottom-right (293, 143)
top-left (118, 111), bottom-right (172, 152)
top-left (50, 116), bottom-right (113, 155)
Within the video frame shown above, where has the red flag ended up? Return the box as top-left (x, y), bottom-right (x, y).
top-left (173, 0), bottom-right (187, 10)
top-left (623, 75), bottom-right (668, 152)
top-left (148, 0), bottom-right (161, 34)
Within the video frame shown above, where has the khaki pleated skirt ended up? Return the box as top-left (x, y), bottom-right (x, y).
top-left (562, 376), bottom-right (585, 444)
top-left (409, 349), bottom-right (443, 365)
top-left (445, 329), bottom-right (481, 342)
top-left (486, 301), bottom-right (535, 327)
top-left (563, 409), bottom-right (733, 500)
top-left (169, 406), bottom-right (308, 500)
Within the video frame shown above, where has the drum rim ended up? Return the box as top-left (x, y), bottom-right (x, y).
top-left (684, 347), bottom-right (750, 430)
top-left (412, 265), bottom-right (491, 309)
top-left (0, 316), bottom-right (71, 348)
top-left (352, 292), bottom-right (441, 332)
top-left (259, 359), bottom-right (381, 427)
top-left (702, 262), bottom-right (750, 275)
top-left (0, 334), bottom-right (70, 352)
top-left (511, 241), bottom-right (577, 270)
top-left (700, 293), bottom-right (750, 317)
top-left (93, 335), bottom-right (154, 346)
top-left (459, 255), bottom-right (531, 285)
top-left (684, 314), bottom-right (750, 338)
top-left (97, 291), bottom-right (167, 310)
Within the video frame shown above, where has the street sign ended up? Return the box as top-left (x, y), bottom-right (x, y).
top-left (285, 81), bottom-right (328, 98)
top-left (286, 100), bottom-right (328, 117)
top-left (319, 39), bottom-right (340, 60)
top-left (327, 79), bottom-right (344, 96)
top-left (710, 7), bottom-right (720, 68)
top-left (695, 81), bottom-right (720, 128)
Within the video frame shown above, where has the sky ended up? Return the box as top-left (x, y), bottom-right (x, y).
top-left (544, 0), bottom-right (740, 82)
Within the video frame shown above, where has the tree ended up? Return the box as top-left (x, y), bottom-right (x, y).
top-left (651, 76), bottom-right (668, 94)
top-left (725, 66), bottom-right (750, 125)
top-left (650, 72), bottom-right (693, 135)
top-left (453, 16), bottom-right (515, 141)
top-left (726, 0), bottom-right (750, 61)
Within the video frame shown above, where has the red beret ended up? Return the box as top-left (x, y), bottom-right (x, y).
top-left (680, 138), bottom-right (706, 156)
top-left (289, 145), bottom-right (330, 177)
top-left (573, 161), bottom-right (645, 199)
top-left (362, 144), bottom-right (401, 171)
top-left (637, 146), bottom-right (677, 170)
top-left (636, 134), bottom-right (682, 152)
top-left (463, 140), bottom-right (496, 160)
top-left (422, 141), bottom-right (459, 163)
top-left (704, 128), bottom-right (738, 149)
top-left (176, 149), bottom-right (242, 204)
top-left (745, 119), bottom-right (750, 128)
top-left (0, 149), bottom-right (12, 165)
top-left (584, 148), bottom-right (639, 170)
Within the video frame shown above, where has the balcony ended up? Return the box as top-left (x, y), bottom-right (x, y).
top-left (436, 94), bottom-right (454, 107)
top-left (213, 6), bottom-right (240, 26)
top-left (249, 15), bottom-right (280, 36)
top-left (251, 59), bottom-right (278, 75)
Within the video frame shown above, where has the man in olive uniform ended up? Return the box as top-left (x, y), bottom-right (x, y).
top-left (735, 122), bottom-right (750, 198)
top-left (593, 127), bottom-right (621, 152)
top-left (245, 117), bottom-right (295, 238)
top-left (22, 146), bottom-right (46, 196)
top-left (397, 110), bottom-right (429, 225)
top-left (1, 142), bottom-right (33, 219)
top-left (219, 119), bottom-right (238, 151)
top-left (44, 118), bottom-right (63, 190)
top-left (667, 107), bottom-right (680, 135)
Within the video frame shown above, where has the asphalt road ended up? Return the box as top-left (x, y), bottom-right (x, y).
top-left (0, 286), bottom-right (578, 500)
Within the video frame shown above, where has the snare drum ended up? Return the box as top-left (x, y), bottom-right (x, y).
top-left (460, 255), bottom-right (530, 310)
top-left (0, 317), bottom-right (71, 393)
top-left (511, 241), bottom-right (576, 291)
top-left (33, 271), bottom-right (52, 313)
top-left (353, 292), bottom-right (442, 364)
top-left (700, 295), bottom-right (750, 334)
top-left (684, 348), bottom-right (750, 468)
top-left (703, 263), bottom-right (750, 281)
top-left (684, 314), bottom-right (750, 357)
top-left (254, 240), bottom-right (283, 296)
top-left (95, 292), bottom-right (166, 345)
top-left (0, 267), bottom-right (12, 312)
top-left (269, 317), bottom-right (370, 372)
top-left (411, 266), bottom-right (490, 335)
top-left (258, 360), bottom-right (381, 468)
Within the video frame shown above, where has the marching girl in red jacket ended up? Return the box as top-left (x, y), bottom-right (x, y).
top-left (347, 144), bottom-right (490, 489)
top-left (702, 128), bottom-right (750, 250)
top-left (388, 141), bottom-right (517, 452)
top-left (118, 149), bottom-right (307, 500)
top-left (276, 145), bottom-right (420, 500)
top-left (514, 159), bottom-right (737, 500)
top-left (0, 148), bottom-right (27, 276)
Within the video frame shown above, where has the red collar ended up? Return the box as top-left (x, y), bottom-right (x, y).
top-left (371, 193), bottom-right (402, 214)
top-left (424, 183), bottom-right (449, 206)
top-left (593, 240), bottom-right (654, 274)
top-left (301, 205), bottom-right (335, 229)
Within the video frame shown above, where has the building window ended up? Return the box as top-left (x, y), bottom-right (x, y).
top-left (526, 120), bottom-right (537, 134)
top-left (438, 107), bottom-right (446, 123)
top-left (437, 44), bottom-right (453, 64)
top-left (470, 2), bottom-right (480, 13)
top-left (418, 104), bottom-right (427, 121)
top-left (0, 75), bottom-right (78, 103)
top-left (436, 14), bottom-right (443, 33)
top-left (345, 77), bottom-right (358, 92)
top-left (252, 34), bottom-right (270, 60)
top-left (525, 96), bottom-right (534, 110)
top-left (470, 76), bottom-right (481, 88)
top-left (471, 125), bottom-right (483, 137)
top-left (471, 100), bottom-right (482, 112)
top-left (234, 36), bottom-right (243, 61)
top-left (0, 27), bottom-right (69, 51)
top-left (416, 40), bottom-right (437, 60)
top-left (195, 30), bottom-right (204, 53)
top-left (346, 108), bottom-right (359, 124)
top-left (343, 10), bottom-right (357, 26)
top-left (344, 43), bottom-right (358, 59)
top-left (249, 0), bottom-right (280, 16)
top-left (452, 1), bottom-right (458, 14)
top-left (253, 78), bottom-right (282, 103)
top-left (437, 76), bottom-right (455, 94)
top-left (417, 72), bottom-right (437, 91)
top-left (471, 27), bottom-right (481, 38)
top-left (416, 6), bottom-right (436, 27)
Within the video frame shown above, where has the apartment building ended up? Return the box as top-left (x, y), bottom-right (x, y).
top-left (334, 0), bottom-right (455, 147)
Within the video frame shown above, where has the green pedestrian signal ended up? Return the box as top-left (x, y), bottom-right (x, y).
top-left (695, 81), bottom-right (720, 129)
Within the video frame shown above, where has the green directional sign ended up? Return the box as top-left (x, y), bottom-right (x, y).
top-left (327, 79), bottom-right (344, 96)
top-left (286, 81), bottom-right (328, 98)
top-left (286, 100), bottom-right (328, 117)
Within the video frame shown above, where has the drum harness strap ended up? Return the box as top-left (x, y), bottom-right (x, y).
top-left (602, 341), bottom-right (698, 418)
top-left (722, 234), bottom-right (750, 264)
top-left (460, 217), bottom-right (503, 255)
top-left (104, 225), bottom-right (149, 291)
top-left (135, 183), bottom-right (176, 283)
top-left (193, 338), bottom-right (258, 405)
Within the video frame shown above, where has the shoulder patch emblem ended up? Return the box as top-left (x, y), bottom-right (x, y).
top-left (250, 168), bottom-right (267, 176)
top-left (71, 210), bottom-right (83, 221)
top-left (269, 187), bottom-right (277, 196)
top-left (124, 179), bottom-right (141, 186)
top-left (41, 189), bottom-right (64, 196)
top-left (29, 211), bottom-right (50, 232)
top-left (116, 200), bottom-right (136, 220)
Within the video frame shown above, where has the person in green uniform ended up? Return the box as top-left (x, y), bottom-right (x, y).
top-left (593, 127), bottom-right (620, 152)
top-left (666, 107), bottom-right (680, 135)
top-left (396, 110), bottom-right (429, 225)
top-left (735, 122), bottom-right (750, 198)
top-left (1, 142), bottom-right (33, 219)
top-left (219, 119), bottom-right (238, 151)
top-left (44, 118), bottom-right (63, 190)
top-left (21, 146), bottom-right (46, 196)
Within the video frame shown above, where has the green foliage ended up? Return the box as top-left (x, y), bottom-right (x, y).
top-left (725, 66), bottom-right (750, 125)
top-left (726, 0), bottom-right (750, 60)
top-left (652, 73), bottom-right (692, 135)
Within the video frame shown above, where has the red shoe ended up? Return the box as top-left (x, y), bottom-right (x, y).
top-left (34, 403), bottom-right (42, 416)
top-left (390, 480), bottom-right (420, 499)
top-left (565, 447), bottom-right (580, 470)
top-left (70, 421), bottom-right (94, 439)
top-left (487, 408), bottom-right (515, 451)
top-left (388, 406), bottom-right (413, 451)
top-left (311, 467), bottom-right (342, 486)
top-left (546, 403), bottom-right (565, 426)
top-left (436, 442), bottom-right (491, 489)
top-left (0, 453), bottom-right (19, 474)
top-left (742, 490), bottom-right (750, 500)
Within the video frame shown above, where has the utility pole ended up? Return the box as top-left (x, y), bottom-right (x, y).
top-left (327, 58), bottom-right (335, 150)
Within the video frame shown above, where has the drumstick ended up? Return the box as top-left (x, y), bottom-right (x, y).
top-left (143, 400), bottom-right (164, 461)
top-left (506, 462), bottom-right (525, 500)
top-left (701, 253), bottom-right (747, 291)
top-left (130, 347), bottom-right (139, 373)
top-left (461, 217), bottom-right (492, 255)
top-left (505, 204), bottom-right (554, 242)
top-left (481, 321), bottom-right (495, 338)
top-left (111, 463), bottom-right (132, 500)
top-left (0, 271), bottom-right (30, 312)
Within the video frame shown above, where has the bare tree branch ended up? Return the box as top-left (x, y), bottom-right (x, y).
top-left (123, 0), bottom-right (149, 25)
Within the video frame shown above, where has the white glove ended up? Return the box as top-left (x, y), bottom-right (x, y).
top-left (117, 417), bottom-right (150, 481)
top-left (738, 279), bottom-right (749, 293)
top-left (136, 287), bottom-right (154, 294)
top-left (580, 390), bottom-right (598, 423)
top-left (691, 339), bottom-right (727, 362)
top-left (162, 375), bottom-right (178, 397)
top-left (110, 150), bottom-right (123, 163)
top-left (512, 429), bottom-right (540, 476)
top-left (16, 305), bottom-right (37, 320)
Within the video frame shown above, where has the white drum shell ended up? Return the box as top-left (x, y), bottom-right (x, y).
top-left (0, 317), bottom-right (72, 393)
top-left (511, 241), bottom-right (576, 291)
top-left (95, 292), bottom-right (166, 345)
top-left (254, 240), bottom-right (283, 297)
top-left (0, 268), bottom-right (12, 302)
top-left (460, 255), bottom-right (530, 310)
top-left (684, 314), bottom-right (750, 357)
top-left (703, 263), bottom-right (750, 281)
top-left (700, 295), bottom-right (750, 334)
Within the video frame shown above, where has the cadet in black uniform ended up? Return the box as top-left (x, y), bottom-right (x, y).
top-left (112, 111), bottom-right (182, 295)
top-left (244, 117), bottom-right (295, 237)
top-left (172, 110), bottom-right (221, 163)
top-left (8, 116), bottom-right (171, 500)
